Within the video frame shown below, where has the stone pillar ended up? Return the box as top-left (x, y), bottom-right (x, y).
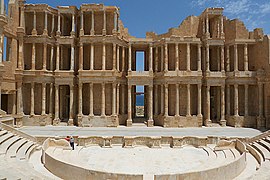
top-left (89, 83), bottom-right (94, 116)
top-left (155, 47), bottom-right (158, 72)
top-left (112, 43), bottom-right (116, 71)
top-left (0, 0), bottom-right (4, 14)
top-left (90, 43), bottom-right (94, 70)
top-left (121, 85), bottom-right (125, 114)
top-left (234, 44), bottom-right (238, 72)
top-left (102, 43), bottom-right (106, 70)
top-left (161, 45), bottom-right (164, 71)
top-left (220, 85), bottom-right (226, 126)
top-left (79, 43), bottom-right (83, 70)
top-left (197, 44), bottom-right (201, 71)
top-left (51, 15), bottom-right (54, 35)
top-left (226, 85), bottom-right (230, 116)
top-left (56, 44), bottom-right (60, 70)
top-left (57, 12), bottom-right (61, 35)
top-left (175, 84), bottom-right (179, 116)
top-left (127, 85), bottom-right (132, 126)
top-left (101, 83), bottom-right (106, 117)
top-left (122, 47), bottom-right (125, 72)
top-left (206, 85), bottom-right (211, 125)
top-left (128, 44), bottom-right (132, 71)
top-left (187, 84), bottom-right (191, 116)
top-left (91, 11), bottom-right (95, 35)
top-left (69, 85), bottom-right (74, 125)
top-left (30, 82), bottom-right (35, 115)
top-left (80, 11), bottom-right (84, 36)
top-left (206, 44), bottom-right (210, 72)
top-left (18, 39), bottom-right (23, 69)
top-left (164, 84), bottom-right (168, 117)
top-left (70, 45), bottom-right (74, 70)
top-left (161, 85), bottom-right (164, 114)
top-left (244, 44), bottom-right (248, 71)
top-left (186, 43), bottom-right (190, 71)
top-left (32, 11), bottom-right (37, 35)
top-left (221, 45), bottom-right (225, 72)
top-left (71, 13), bottom-right (75, 36)
top-left (244, 84), bottom-right (248, 116)
top-left (116, 84), bottom-right (120, 115)
top-left (31, 43), bottom-right (36, 70)
top-left (50, 45), bottom-right (54, 71)
top-left (220, 15), bottom-right (224, 37)
top-left (41, 83), bottom-right (46, 115)
top-left (164, 43), bottom-right (168, 72)
top-left (78, 83), bottom-right (82, 116)
top-left (43, 43), bottom-right (47, 70)
top-left (206, 14), bottom-right (209, 36)
top-left (175, 43), bottom-right (179, 71)
top-left (226, 46), bottom-right (230, 72)
top-left (43, 11), bottom-right (48, 35)
top-left (112, 83), bottom-right (116, 116)
top-left (17, 82), bottom-right (23, 115)
top-left (197, 84), bottom-right (202, 116)
top-left (148, 85), bottom-right (153, 126)
top-left (117, 45), bottom-right (120, 71)
top-left (49, 83), bottom-right (53, 115)
top-left (54, 84), bottom-right (59, 125)
top-left (234, 84), bottom-right (239, 116)
top-left (102, 10), bottom-right (106, 35)
top-left (154, 85), bottom-right (158, 115)
top-left (113, 11), bottom-right (117, 34)
top-left (19, 6), bottom-right (25, 28)
top-left (149, 44), bottom-right (153, 72)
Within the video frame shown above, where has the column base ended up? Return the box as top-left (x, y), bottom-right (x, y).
top-left (53, 118), bottom-right (60, 126)
top-left (70, 31), bottom-right (75, 37)
top-left (220, 119), bottom-right (226, 127)
top-left (90, 30), bottom-right (95, 36)
top-left (43, 30), bottom-right (48, 36)
top-left (126, 119), bottom-right (132, 127)
top-left (77, 114), bottom-right (83, 127)
top-left (197, 114), bottom-right (203, 127)
top-left (80, 29), bottom-right (84, 36)
top-left (102, 29), bottom-right (106, 35)
top-left (204, 119), bottom-right (212, 127)
top-left (68, 119), bottom-right (74, 126)
top-left (256, 116), bottom-right (266, 129)
top-left (31, 29), bottom-right (37, 36)
top-left (147, 119), bottom-right (154, 127)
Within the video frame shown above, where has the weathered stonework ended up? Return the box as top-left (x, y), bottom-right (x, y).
top-left (0, 1), bottom-right (269, 129)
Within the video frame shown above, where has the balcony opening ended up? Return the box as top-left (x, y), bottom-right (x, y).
top-left (134, 85), bottom-right (146, 123)
top-left (136, 51), bottom-right (145, 71)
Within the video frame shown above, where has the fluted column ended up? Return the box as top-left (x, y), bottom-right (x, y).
top-left (164, 43), bottom-right (168, 72)
top-left (56, 44), bottom-right (60, 70)
top-left (206, 44), bottom-right (210, 71)
top-left (226, 85), bottom-right (230, 116)
top-left (69, 85), bottom-right (74, 124)
top-left (206, 14), bottom-right (209, 36)
top-left (155, 47), bottom-right (158, 72)
top-left (221, 45), bottom-right (225, 72)
top-left (89, 83), bottom-right (94, 116)
top-left (154, 85), bottom-right (158, 115)
top-left (116, 84), bottom-right (120, 115)
top-left (102, 10), bottom-right (106, 35)
top-left (244, 84), bottom-right (248, 116)
top-left (80, 11), bottom-right (84, 36)
top-left (51, 15), bottom-right (54, 36)
top-left (19, 6), bottom-right (25, 28)
top-left (206, 85), bottom-right (211, 124)
top-left (175, 84), bottom-right (179, 116)
top-left (41, 83), bottom-right (46, 115)
top-left (117, 45), bottom-right (120, 71)
top-left (70, 45), bottom-right (74, 70)
top-left (79, 43), bottom-right (83, 70)
top-left (78, 83), bottom-right (82, 116)
top-left (102, 43), bottom-right (106, 70)
top-left (226, 46), bottom-right (230, 71)
top-left (149, 44), bottom-right (153, 72)
top-left (175, 43), bottom-right (179, 71)
top-left (54, 84), bottom-right (59, 123)
top-left (49, 83), bottom-right (53, 115)
top-left (71, 13), bottom-right (75, 36)
top-left (112, 43), bottom-right (116, 71)
top-left (91, 11), bottom-right (95, 35)
top-left (50, 45), bottom-right (54, 71)
top-left (164, 84), bottom-right (168, 117)
top-left (220, 15), bottom-right (224, 37)
top-left (32, 11), bottom-right (37, 35)
top-left (31, 43), bottom-right (36, 70)
top-left (17, 82), bottom-right (23, 115)
top-left (187, 84), bottom-right (191, 116)
top-left (234, 84), bottom-right (239, 116)
top-left (57, 12), bottom-right (61, 35)
top-left (30, 82), bottom-right (35, 115)
top-left (127, 85), bottom-right (132, 126)
top-left (148, 85), bottom-right (153, 126)
top-left (113, 11), bottom-right (118, 34)
top-left (244, 44), bottom-right (248, 71)
top-left (161, 45), bottom-right (164, 71)
top-left (122, 47), bottom-right (125, 72)
top-left (197, 84), bottom-right (202, 116)
top-left (234, 44), bottom-right (238, 72)
top-left (186, 43), bottom-right (190, 71)
top-left (121, 85), bottom-right (125, 114)
top-left (18, 38), bottom-right (23, 69)
top-left (43, 11), bottom-right (48, 35)
top-left (160, 85), bottom-right (164, 114)
top-left (101, 83), bottom-right (106, 117)
top-left (128, 44), bottom-right (132, 71)
top-left (221, 85), bottom-right (225, 123)
top-left (197, 44), bottom-right (201, 71)
top-left (90, 43), bottom-right (94, 70)
top-left (112, 83), bottom-right (116, 116)
top-left (43, 43), bottom-right (47, 70)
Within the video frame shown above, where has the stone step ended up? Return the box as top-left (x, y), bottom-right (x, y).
top-left (251, 143), bottom-right (265, 161)
top-left (25, 144), bottom-right (38, 160)
top-left (230, 148), bottom-right (241, 158)
top-left (0, 136), bottom-right (21, 155)
top-left (0, 133), bottom-right (14, 145)
top-left (16, 141), bottom-right (35, 160)
top-left (202, 146), bottom-right (217, 158)
top-left (6, 139), bottom-right (28, 158)
top-left (223, 149), bottom-right (235, 159)
top-left (258, 140), bottom-right (270, 152)
top-left (253, 142), bottom-right (270, 160)
top-left (234, 153), bottom-right (258, 180)
top-left (0, 130), bottom-right (7, 137)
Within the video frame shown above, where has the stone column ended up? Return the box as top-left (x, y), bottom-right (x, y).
top-left (122, 47), bottom-right (125, 72)
top-left (43, 43), bottom-right (47, 70)
top-left (127, 85), bottom-right (132, 126)
top-left (226, 46), bottom-right (230, 72)
top-left (244, 43), bottom-right (248, 71)
top-left (116, 84), bottom-right (120, 115)
top-left (0, 30), bottom-right (3, 65)
top-left (54, 84), bottom-right (59, 124)
top-left (90, 43), bottom-right (94, 70)
top-left (32, 11), bottom-right (37, 35)
top-left (220, 15), bottom-right (224, 37)
top-left (175, 84), bottom-right (179, 116)
top-left (43, 11), bottom-right (48, 35)
top-left (164, 84), bottom-right (168, 117)
top-left (102, 10), bottom-right (106, 35)
top-left (78, 83), bottom-right (82, 116)
top-left (0, 0), bottom-right (4, 14)
top-left (57, 12), bottom-right (61, 35)
top-left (149, 44), bottom-right (153, 72)
top-left (69, 85), bottom-right (74, 125)
top-left (51, 15), bottom-right (54, 35)
top-left (49, 83), bottom-right (53, 115)
top-left (175, 43), bottom-right (179, 71)
top-left (101, 83), bottom-right (106, 117)
top-left (155, 47), bottom-right (158, 72)
top-left (164, 43), bottom-right (168, 72)
top-left (186, 43), bottom-right (190, 71)
top-left (128, 44), bottom-right (132, 71)
top-left (102, 43), bottom-right (106, 70)
top-left (117, 45), bottom-right (120, 71)
top-left (258, 83), bottom-right (263, 117)
top-left (70, 45), bottom-right (74, 70)
top-left (234, 84), bottom-right (239, 116)
top-left (148, 85), bottom-right (153, 126)
top-left (161, 85), bottom-right (164, 114)
top-left (18, 39), bottom-right (23, 69)
top-left (112, 83), bottom-right (116, 116)
top-left (154, 85), bottom-right (158, 115)
top-left (221, 45), bottom-right (225, 72)
top-left (89, 83), bottom-right (94, 116)
top-left (17, 82), bottom-right (23, 115)
top-left (161, 45), bottom-right (164, 71)
top-left (197, 44), bottom-right (201, 71)
top-left (30, 82), bottom-right (35, 115)
top-left (197, 84), bottom-right (202, 116)
top-left (79, 43), bottom-right (83, 70)
top-left (50, 45), bottom-right (54, 71)
top-left (206, 14), bottom-right (209, 36)
top-left (234, 44), bottom-right (238, 72)
top-left (80, 11), bottom-right (84, 36)
top-left (206, 44), bottom-right (210, 71)
top-left (71, 13), bottom-right (75, 36)
top-left (220, 85), bottom-right (226, 126)
top-left (91, 11), bottom-right (95, 35)
top-left (226, 85), bottom-right (230, 116)
top-left (244, 84), bottom-right (248, 116)
top-left (187, 84), bottom-right (191, 116)
top-left (112, 43), bottom-right (116, 71)
top-left (56, 44), bottom-right (60, 70)
top-left (19, 6), bottom-right (25, 28)
top-left (206, 85), bottom-right (211, 124)
top-left (121, 85), bottom-right (125, 114)
top-left (31, 43), bottom-right (36, 70)
top-left (113, 11), bottom-right (117, 34)
top-left (41, 83), bottom-right (46, 115)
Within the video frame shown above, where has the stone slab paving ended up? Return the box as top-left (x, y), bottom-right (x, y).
top-left (18, 126), bottom-right (262, 138)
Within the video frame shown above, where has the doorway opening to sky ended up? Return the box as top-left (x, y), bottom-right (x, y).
top-left (134, 85), bottom-right (145, 123)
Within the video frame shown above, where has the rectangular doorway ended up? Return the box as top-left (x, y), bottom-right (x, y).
top-left (134, 86), bottom-right (146, 123)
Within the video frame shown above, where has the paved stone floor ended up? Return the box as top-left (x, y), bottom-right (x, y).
top-left (18, 126), bottom-right (262, 138)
